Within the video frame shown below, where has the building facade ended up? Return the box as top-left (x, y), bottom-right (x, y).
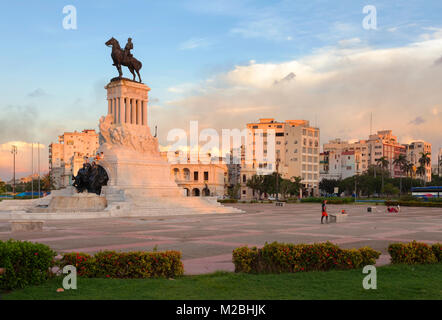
top-left (405, 141), bottom-right (432, 182)
top-left (49, 129), bottom-right (99, 189)
top-left (161, 152), bottom-right (228, 197)
top-left (323, 130), bottom-right (407, 179)
top-left (241, 118), bottom-right (320, 198)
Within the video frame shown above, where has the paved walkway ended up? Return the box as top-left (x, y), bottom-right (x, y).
top-left (0, 203), bottom-right (441, 274)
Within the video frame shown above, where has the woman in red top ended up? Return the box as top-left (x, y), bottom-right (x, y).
top-left (321, 200), bottom-right (328, 224)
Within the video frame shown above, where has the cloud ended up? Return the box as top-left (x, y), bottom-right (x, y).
top-left (435, 56), bottom-right (442, 65)
top-left (338, 38), bottom-right (362, 47)
top-left (409, 116), bottom-right (426, 125)
top-left (273, 72), bottom-right (296, 85)
top-left (0, 105), bottom-right (39, 144)
top-left (152, 34), bottom-right (442, 160)
top-left (27, 88), bottom-right (47, 98)
top-left (0, 141), bottom-right (48, 181)
top-left (179, 38), bottom-right (212, 50)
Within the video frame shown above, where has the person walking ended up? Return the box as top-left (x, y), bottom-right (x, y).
top-left (321, 200), bottom-right (328, 224)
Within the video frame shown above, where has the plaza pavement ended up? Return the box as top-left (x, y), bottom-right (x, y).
top-left (0, 203), bottom-right (441, 274)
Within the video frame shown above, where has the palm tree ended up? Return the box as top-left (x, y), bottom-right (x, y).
top-left (393, 154), bottom-right (407, 195)
top-left (418, 152), bottom-right (431, 185)
top-left (376, 156), bottom-right (389, 195)
top-left (416, 165), bottom-right (426, 185)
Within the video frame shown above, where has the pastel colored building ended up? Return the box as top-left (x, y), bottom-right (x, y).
top-left (49, 129), bottom-right (99, 189)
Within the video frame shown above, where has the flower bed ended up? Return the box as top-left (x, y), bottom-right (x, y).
top-left (388, 241), bottom-right (441, 264)
top-left (58, 250), bottom-right (184, 278)
top-left (232, 242), bottom-right (380, 274)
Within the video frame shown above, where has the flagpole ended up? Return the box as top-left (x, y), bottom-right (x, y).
top-left (31, 143), bottom-right (34, 199)
top-left (38, 142), bottom-right (41, 198)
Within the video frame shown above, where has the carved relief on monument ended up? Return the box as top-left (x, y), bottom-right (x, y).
top-left (99, 114), bottom-right (160, 157)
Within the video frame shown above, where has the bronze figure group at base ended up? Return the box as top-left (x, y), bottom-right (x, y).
top-left (73, 162), bottom-right (109, 195)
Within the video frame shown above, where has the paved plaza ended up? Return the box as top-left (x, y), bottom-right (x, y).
top-left (0, 203), bottom-right (441, 274)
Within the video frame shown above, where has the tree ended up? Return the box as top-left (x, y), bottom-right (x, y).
top-left (41, 173), bottom-right (55, 192)
top-left (246, 175), bottom-right (265, 199)
top-left (418, 152), bottom-right (431, 185)
top-left (376, 156), bottom-right (389, 194)
top-left (416, 165), bottom-right (426, 185)
top-left (0, 181), bottom-right (6, 194)
top-left (228, 183), bottom-right (241, 199)
top-left (393, 154), bottom-right (407, 195)
top-left (319, 178), bottom-right (340, 195)
top-left (383, 183), bottom-right (399, 197)
top-left (279, 176), bottom-right (302, 199)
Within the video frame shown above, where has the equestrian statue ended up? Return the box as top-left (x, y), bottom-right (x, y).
top-left (105, 37), bottom-right (143, 82)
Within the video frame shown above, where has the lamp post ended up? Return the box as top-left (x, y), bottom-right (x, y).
top-left (275, 150), bottom-right (281, 201)
top-left (11, 145), bottom-right (17, 195)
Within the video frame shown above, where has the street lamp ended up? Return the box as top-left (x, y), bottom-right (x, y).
top-left (275, 150), bottom-right (281, 201)
top-left (11, 145), bottom-right (17, 195)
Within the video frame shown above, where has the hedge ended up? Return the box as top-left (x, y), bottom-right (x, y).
top-left (218, 199), bottom-right (238, 203)
top-left (58, 250), bottom-right (184, 278)
top-left (388, 241), bottom-right (441, 264)
top-left (300, 197), bottom-right (355, 204)
top-left (0, 240), bottom-right (56, 290)
top-left (232, 242), bottom-right (380, 274)
top-left (385, 200), bottom-right (442, 208)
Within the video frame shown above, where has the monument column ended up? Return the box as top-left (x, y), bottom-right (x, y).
top-left (136, 100), bottom-right (141, 125)
top-left (143, 100), bottom-right (148, 126)
top-left (105, 79), bottom-right (150, 126)
top-left (121, 97), bottom-right (126, 123)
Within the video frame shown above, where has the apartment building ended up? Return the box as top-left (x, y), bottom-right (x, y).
top-left (242, 118), bottom-right (320, 198)
top-left (49, 129), bottom-right (99, 189)
top-left (405, 141), bottom-right (432, 182)
top-left (323, 130), bottom-right (406, 179)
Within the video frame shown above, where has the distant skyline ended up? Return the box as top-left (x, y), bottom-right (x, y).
top-left (1, 0), bottom-right (442, 180)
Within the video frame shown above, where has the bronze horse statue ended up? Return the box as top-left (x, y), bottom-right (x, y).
top-left (105, 37), bottom-right (142, 82)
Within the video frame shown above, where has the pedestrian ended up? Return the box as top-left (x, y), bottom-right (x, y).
top-left (321, 200), bottom-right (328, 224)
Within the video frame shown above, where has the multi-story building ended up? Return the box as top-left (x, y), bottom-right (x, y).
top-left (162, 151), bottom-right (228, 197)
top-left (323, 130), bottom-right (406, 179)
top-left (241, 118), bottom-right (320, 198)
top-left (49, 129), bottom-right (99, 189)
top-left (405, 141), bottom-right (432, 182)
top-left (320, 150), bottom-right (361, 180)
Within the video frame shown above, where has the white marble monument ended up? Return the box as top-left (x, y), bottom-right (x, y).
top-left (0, 78), bottom-right (242, 220)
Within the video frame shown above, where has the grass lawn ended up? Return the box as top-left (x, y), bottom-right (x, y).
top-left (2, 264), bottom-right (442, 300)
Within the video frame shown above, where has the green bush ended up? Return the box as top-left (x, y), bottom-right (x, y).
top-left (300, 197), bottom-right (354, 204)
top-left (432, 244), bottom-right (442, 262)
top-left (0, 240), bottom-right (56, 290)
top-left (388, 241), bottom-right (438, 264)
top-left (218, 199), bottom-right (238, 203)
top-left (58, 250), bottom-right (184, 279)
top-left (232, 242), bottom-right (380, 274)
top-left (385, 200), bottom-right (442, 208)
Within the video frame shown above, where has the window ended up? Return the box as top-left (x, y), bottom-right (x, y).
top-left (194, 171), bottom-right (199, 181)
top-left (204, 171), bottom-right (209, 181)
top-left (242, 190), bottom-right (246, 194)
top-left (243, 174), bottom-right (246, 183)
top-left (276, 132), bottom-right (284, 136)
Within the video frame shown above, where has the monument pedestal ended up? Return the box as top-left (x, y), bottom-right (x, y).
top-left (96, 78), bottom-right (242, 216)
